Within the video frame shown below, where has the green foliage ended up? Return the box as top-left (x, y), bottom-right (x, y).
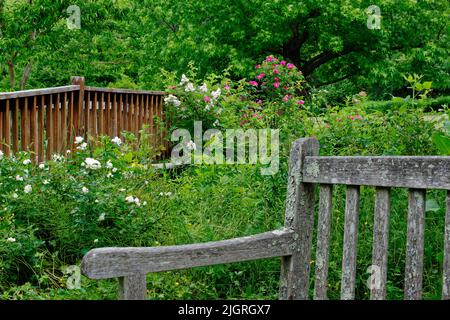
top-left (0, 0), bottom-right (448, 99)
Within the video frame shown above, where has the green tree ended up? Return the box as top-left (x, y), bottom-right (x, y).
top-left (138, 0), bottom-right (449, 97)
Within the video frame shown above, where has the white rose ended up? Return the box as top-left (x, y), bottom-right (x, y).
top-left (24, 185), bottom-right (32, 194)
top-left (75, 136), bottom-right (84, 144)
top-left (111, 137), bottom-right (122, 146)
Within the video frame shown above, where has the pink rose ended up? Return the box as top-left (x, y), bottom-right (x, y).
top-left (274, 77), bottom-right (280, 82)
top-left (249, 81), bottom-right (258, 86)
top-left (204, 96), bottom-right (211, 103)
top-left (287, 63), bottom-right (294, 69)
top-left (266, 56), bottom-right (273, 62)
top-left (280, 60), bottom-right (286, 66)
top-left (297, 100), bottom-right (305, 105)
top-left (283, 95), bottom-right (290, 102)
top-left (273, 69), bottom-right (280, 74)
top-left (224, 84), bottom-right (231, 90)
top-left (257, 73), bottom-right (265, 80)
top-left (255, 64), bottom-right (261, 69)
top-left (273, 82), bottom-right (280, 88)
top-left (256, 99), bottom-right (262, 104)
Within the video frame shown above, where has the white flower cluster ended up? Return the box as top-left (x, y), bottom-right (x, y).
top-left (24, 185), bottom-right (32, 194)
top-left (179, 74), bottom-right (189, 86)
top-left (199, 83), bottom-right (208, 93)
top-left (52, 154), bottom-right (64, 162)
top-left (23, 159), bottom-right (32, 165)
top-left (0, 150), bottom-right (3, 160)
top-left (185, 83), bottom-right (195, 92)
top-left (125, 195), bottom-right (144, 207)
top-left (211, 88), bottom-right (221, 100)
top-left (6, 237), bottom-right (16, 243)
top-left (159, 192), bottom-right (173, 197)
top-left (83, 158), bottom-right (101, 170)
top-left (164, 94), bottom-right (181, 107)
top-left (75, 136), bottom-right (84, 144)
top-left (111, 136), bottom-right (122, 146)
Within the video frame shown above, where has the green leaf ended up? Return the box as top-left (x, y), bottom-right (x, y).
top-left (432, 132), bottom-right (450, 155)
top-left (422, 81), bottom-right (432, 90)
top-left (123, 152), bottom-right (133, 163)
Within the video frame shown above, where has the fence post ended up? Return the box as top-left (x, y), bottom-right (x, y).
top-left (279, 137), bottom-right (319, 300)
top-left (70, 76), bottom-right (85, 144)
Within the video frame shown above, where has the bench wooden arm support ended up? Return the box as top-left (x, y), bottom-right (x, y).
top-left (81, 229), bottom-right (296, 299)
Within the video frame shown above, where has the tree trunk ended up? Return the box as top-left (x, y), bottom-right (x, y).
top-left (20, 61), bottom-right (33, 90)
top-left (7, 60), bottom-right (15, 90)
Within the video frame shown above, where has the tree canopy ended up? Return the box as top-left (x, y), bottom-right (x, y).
top-left (0, 0), bottom-right (448, 99)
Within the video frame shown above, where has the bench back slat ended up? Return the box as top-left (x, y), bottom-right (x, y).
top-left (340, 185), bottom-right (360, 300)
top-left (370, 187), bottom-right (391, 300)
top-left (442, 190), bottom-right (450, 300)
top-left (313, 184), bottom-right (333, 300)
top-left (303, 156), bottom-right (450, 189)
top-left (404, 189), bottom-right (426, 300)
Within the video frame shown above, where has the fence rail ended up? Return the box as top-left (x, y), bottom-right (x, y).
top-left (0, 77), bottom-right (169, 162)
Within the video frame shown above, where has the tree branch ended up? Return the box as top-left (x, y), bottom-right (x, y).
top-left (315, 72), bottom-right (355, 87)
top-left (303, 47), bottom-right (356, 76)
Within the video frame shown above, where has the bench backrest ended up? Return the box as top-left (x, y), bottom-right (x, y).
top-left (81, 137), bottom-right (450, 300)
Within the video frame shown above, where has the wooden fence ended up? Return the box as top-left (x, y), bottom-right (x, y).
top-left (0, 77), bottom-right (169, 162)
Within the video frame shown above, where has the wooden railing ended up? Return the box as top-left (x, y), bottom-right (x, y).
top-left (0, 77), bottom-right (169, 162)
top-left (81, 137), bottom-right (450, 300)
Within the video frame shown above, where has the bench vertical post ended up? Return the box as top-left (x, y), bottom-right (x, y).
top-left (341, 185), bottom-right (360, 300)
top-left (442, 190), bottom-right (450, 299)
top-left (404, 189), bottom-right (426, 300)
top-left (118, 274), bottom-right (147, 300)
top-left (370, 187), bottom-right (391, 300)
top-left (279, 137), bottom-right (319, 300)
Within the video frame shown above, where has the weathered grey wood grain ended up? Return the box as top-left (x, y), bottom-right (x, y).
top-left (279, 137), bottom-right (319, 300)
top-left (303, 156), bottom-right (450, 189)
top-left (0, 86), bottom-right (80, 100)
top-left (443, 190), bottom-right (450, 300)
top-left (82, 229), bottom-right (295, 279)
top-left (314, 184), bottom-right (333, 300)
top-left (85, 86), bottom-right (165, 96)
top-left (118, 274), bottom-right (147, 300)
top-left (404, 189), bottom-right (426, 300)
top-left (341, 185), bottom-right (360, 300)
top-left (370, 187), bottom-right (390, 300)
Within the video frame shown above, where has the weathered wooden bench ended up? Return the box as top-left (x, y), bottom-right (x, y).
top-left (81, 137), bottom-right (450, 300)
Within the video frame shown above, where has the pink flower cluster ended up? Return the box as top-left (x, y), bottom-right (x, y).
top-left (349, 115), bottom-right (363, 121)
